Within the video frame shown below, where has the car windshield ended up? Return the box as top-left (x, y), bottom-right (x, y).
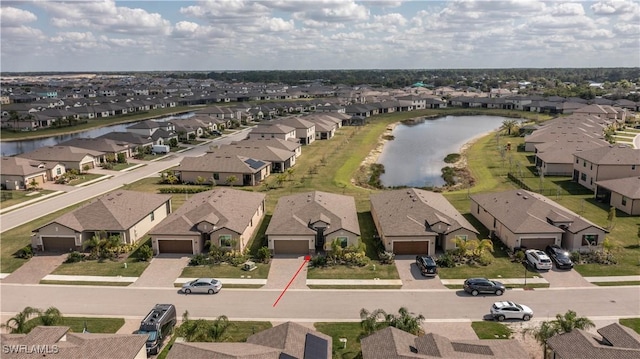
top-left (424, 258), bottom-right (435, 266)
top-left (515, 304), bottom-right (523, 310)
top-left (136, 330), bottom-right (157, 342)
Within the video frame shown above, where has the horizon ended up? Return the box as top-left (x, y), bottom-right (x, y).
top-left (1, 0), bottom-right (639, 72)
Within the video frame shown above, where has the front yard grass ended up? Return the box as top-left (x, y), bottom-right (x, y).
top-left (25, 317), bottom-right (125, 333)
top-left (592, 281), bottom-right (640, 286)
top-left (315, 322), bottom-right (363, 359)
top-left (620, 318), bottom-right (640, 334)
top-left (307, 262), bottom-right (399, 280)
top-left (0, 190), bottom-right (57, 210)
top-left (40, 280), bottom-right (132, 286)
top-left (471, 321), bottom-right (512, 339)
top-left (67, 173), bottom-right (105, 185)
top-left (308, 285), bottom-right (402, 290)
top-left (51, 256), bottom-right (149, 277)
top-left (180, 262), bottom-right (270, 279)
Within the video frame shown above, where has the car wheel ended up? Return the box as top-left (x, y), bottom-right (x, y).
top-left (496, 315), bottom-right (505, 322)
top-left (523, 315), bottom-right (531, 321)
top-left (471, 290), bottom-right (479, 296)
top-left (208, 289), bottom-right (214, 294)
top-left (184, 289), bottom-right (191, 294)
top-left (495, 289), bottom-right (503, 296)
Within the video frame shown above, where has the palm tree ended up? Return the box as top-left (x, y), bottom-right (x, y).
top-left (524, 310), bottom-right (594, 359)
top-left (2, 307), bottom-right (40, 334)
top-left (386, 307), bottom-right (425, 335)
top-left (38, 307), bottom-right (63, 326)
top-left (359, 308), bottom-right (387, 336)
top-left (225, 175), bottom-right (237, 187)
top-left (501, 119), bottom-right (518, 136)
top-left (286, 168), bottom-right (295, 181)
top-left (469, 238), bottom-right (494, 258)
top-left (208, 315), bottom-right (233, 342)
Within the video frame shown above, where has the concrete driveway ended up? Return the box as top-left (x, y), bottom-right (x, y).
top-left (395, 255), bottom-right (446, 290)
top-left (2, 253), bottom-right (66, 284)
top-left (263, 256), bottom-right (308, 290)
top-left (538, 266), bottom-right (593, 288)
top-left (130, 255), bottom-right (190, 288)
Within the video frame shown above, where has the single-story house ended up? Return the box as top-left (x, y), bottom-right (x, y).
top-left (0, 156), bottom-right (55, 190)
top-left (546, 323), bottom-right (640, 359)
top-left (370, 188), bottom-right (479, 255)
top-left (58, 137), bottom-right (133, 161)
top-left (149, 189), bottom-right (265, 255)
top-left (176, 154), bottom-right (271, 186)
top-left (361, 326), bottom-right (527, 359)
top-left (18, 145), bottom-right (101, 171)
top-left (573, 145), bottom-right (640, 192)
top-left (0, 326), bottom-right (147, 359)
top-left (32, 190), bottom-right (172, 252)
top-left (265, 191), bottom-right (360, 255)
top-left (233, 137), bottom-right (302, 158)
top-left (166, 322), bottom-right (331, 359)
top-left (595, 176), bottom-right (640, 215)
top-left (470, 190), bottom-right (608, 252)
top-left (208, 143), bottom-right (296, 173)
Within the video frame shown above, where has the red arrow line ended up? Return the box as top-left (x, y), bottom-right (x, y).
top-left (272, 255), bottom-right (310, 307)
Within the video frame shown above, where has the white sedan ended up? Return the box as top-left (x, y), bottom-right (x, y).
top-left (181, 278), bottom-right (222, 294)
top-left (490, 301), bottom-right (533, 321)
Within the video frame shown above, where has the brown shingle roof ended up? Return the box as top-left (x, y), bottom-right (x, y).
top-left (247, 322), bottom-right (332, 359)
top-left (35, 190), bottom-right (171, 232)
top-left (178, 154), bottom-right (270, 174)
top-left (0, 156), bottom-right (48, 176)
top-left (546, 324), bottom-right (640, 359)
top-left (166, 342), bottom-right (280, 359)
top-left (18, 146), bottom-right (103, 162)
top-left (596, 176), bottom-right (640, 199)
top-left (574, 145), bottom-right (640, 165)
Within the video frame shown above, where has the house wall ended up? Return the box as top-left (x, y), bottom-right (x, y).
top-left (575, 160), bottom-right (639, 191)
top-left (324, 229), bottom-right (360, 250)
top-left (609, 191), bottom-right (640, 215)
top-left (237, 200), bottom-right (266, 251)
top-left (33, 223), bottom-right (81, 249)
top-left (524, 141), bottom-right (542, 152)
top-left (444, 228), bottom-right (479, 251)
top-left (541, 162), bottom-right (573, 176)
top-left (1, 173), bottom-right (47, 190)
top-left (151, 234), bottom-right (201, 255)
top-left (124, 201), bottom-right (171, 245)
top-left (563, 227), bottom-right (607, 252)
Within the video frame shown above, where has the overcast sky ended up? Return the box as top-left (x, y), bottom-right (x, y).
top-left (1, 0), bottom-right (639, 72)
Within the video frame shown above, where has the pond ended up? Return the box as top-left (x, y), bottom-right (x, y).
top-left (0, 112), bottom-right (194, 157)
top-left (377, 115), bottom-right (510, 187)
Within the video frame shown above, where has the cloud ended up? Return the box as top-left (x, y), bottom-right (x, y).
top-left (550, 3), bottom-right (585, 16)
top-left (0, 6), bottom-right (37, 27)
top-left (180, 0), bottom-right (271, 22)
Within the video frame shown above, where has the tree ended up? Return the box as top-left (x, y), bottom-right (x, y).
top-left (386, 307), bottom-right (425, 335)
top-left (195, 176), bottom-right (205, 185)
top-left (225, 175), bottom-right (237, 187)
top-left (177, 311), bottom-right (233, 342)
top-left (275, 173), bottom-right (287, 187)
top-left (607, 206), bottom-right (616, 230)
top-left (524, 310), bottom-right (594, 359)
top-left (286, 168), bottom-right (295, 181)
top-left (501, 119), bottom-right (518, 136)
top-left (38, 307), bottom-right (63, 326)
top-left (208, 315), bottom-right (233, 342)
top-left (2, 307), bottom-right (40, 334)
top-left (359, 308), bottom-right (387, 337)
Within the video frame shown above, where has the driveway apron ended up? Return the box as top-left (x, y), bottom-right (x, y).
top-left (2, 254), bottom-right (66, 284)
top-left (263, 256), bottom-right (308, 290)
top-left (395, 255), bottom-right (447, 290)
top-left (131, 255), bottom-right (190, 288)
top-left (538, 266), bottom-right (594, 288)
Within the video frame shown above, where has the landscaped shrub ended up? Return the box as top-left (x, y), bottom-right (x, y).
top-left (256, 246), bottom-right (271, 264)
top-left (570, 251), bottom-right (581, 263)
top-left (436, 252), bottom-right (456, 268)
top-left (189, 253), bottom-right (210, 266)
top-left (158, 187), bottom-right (209, 194)
top-left (368, 163), bottom-right (385, 188)
top-left (65, 251), bottom-right (86, 263)
top-left (224, 250), bottom-right (248, 266)
top-left (477, 251), bottom-right (493, 266)
top-left (378, 251), bottom-right (395, 265)
top-left (309, 255), bottom-right (327, 268)
top-left (343, 251), bottom-right (369, 267)
top-left (137, 245), bottom-right (153, 262)
top-left (101, 162), bottom-right (114, 170)
top-left (15, 245), bottom-right (33, 259)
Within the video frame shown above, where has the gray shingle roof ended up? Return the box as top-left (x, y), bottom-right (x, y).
top-left (596, 176), bottom-right (640, 199)
top-left (18, 146), bottom-right (103, 162)
top-left (370, 188), bottom-right (478, 237)
top-left (166, 342), bottom-right (280, 359)
top-left (266, 191), bottom-right (360, 237)
top-left (178, 154), bottom-right (270, 174)
top-left (0, 156), bottom-right (48, 176)
top-left (211, 144), bottom-right (295, 162)
top-left (34, 190), bottom-right (171, 232)
top-left (546, 324), bottom-right (640, 359)
top-left (149, 189), bottom-right (265, 236)
top-left (247, 322), bottom-right (332, 359)
top-left (574, 145), bottom-right (640, 165)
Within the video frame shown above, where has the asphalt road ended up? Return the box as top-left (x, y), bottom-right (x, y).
top-left (1, 284), bottom-right (638, 322)
top-left (0, 128), bottom-right (253, 233)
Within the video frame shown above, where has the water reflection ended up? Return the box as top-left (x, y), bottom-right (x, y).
top-left (378, 115), bottom-right (509, 187)
top-left (1, 113), bottom-right (193, 156)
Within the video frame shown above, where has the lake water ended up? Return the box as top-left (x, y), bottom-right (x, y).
top-left (378, 115), bottom-right (507, 187)
top-left (0, 112), bottom-right (194, 157)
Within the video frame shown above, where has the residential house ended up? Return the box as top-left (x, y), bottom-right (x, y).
top-left (176, 154), bottom-right (271, 186)
top-left (166, 322), bottom-right (331, 359)
top-left (18, 145), bottom-right (101, 171)
top-left (470, 190), bottom-right (608, 252)
top-left (573, 145), bottom-right (640, 191)
top-left (595, 176), bottom-right (640, 215)
top-left (574, 103), bottom-right (626, 122)
top-left (209, 143), bottom-right (296, 173)
top-left (396, 95), bottom-right (427, 110)
top-left (233, 137), bottom-right (302, 158)
top-left (98, 132), bottom-right (154, 154)
top-left (248, 123), bottom-right (297, 141)
top-left (546, 323), bottom-right (640, 359)
top-left (370, 188), bottom-right (478, 255)
top-left (31, 190), bottom-right (172, 252)
top-left (265, 191), bottom-right (360, 255)
top-left (0, 326), bottom-right (147, 359)
top-left (58, 137), bottom-right (133, 161)
top-left (272, 116), bottom-right (316, 145)
top-left (534, 140), bottom-right (608, 176)
top-left (149, 189), bottom-right (265, 255)
top-left (0, 156), bottom-right (53, 190)
top-left (361, 326), bottom-right (527, 359)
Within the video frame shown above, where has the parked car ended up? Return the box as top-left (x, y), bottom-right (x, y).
top-left (415, 255), bottom-right (438, 277)
top-left (525, 249), bottom-right (553, 271)
top-left (545, 245), bottom-right (574, 269)
top-left (463, 278), bottom-right (506, 296)
top-left (181, 278), bottom-right (222, 294)
top-left (490, 301), bottom-right (533, 322)
top-left (211, 130), bottom-right (222, 136)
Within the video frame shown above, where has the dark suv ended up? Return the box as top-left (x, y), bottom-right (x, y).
top-left (415, 256), bottom-right (438, 277)
top-left (545, 245), bottom-right (574, 269)
top-left (463, 278), bottom-right (506, 296)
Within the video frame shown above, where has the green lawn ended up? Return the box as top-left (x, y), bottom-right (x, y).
top-left (308, 285), bottom-right (402, 290)
top-left (51, 256), bottom-right (149, 277)
top-left (307, 263), bottom-right (399, 279)
top-left (592, 281), bottom-right (640, 286)
top-left (471, 321), bottom-right (513, 339)
top-left (40, 280), bottom-right (131, 286)
top-left (180, 262), bottom-right (270, 279)
top-left (315, 322), bottom-right (363, 359)
top-left (67, 173), bottom-right (106, 185)
top-left (0, 190), bottom-right (57, 210)
top-left (24, 317), bottom-right (125, 333)
top-left (620, 318), bottom-right (640, 334)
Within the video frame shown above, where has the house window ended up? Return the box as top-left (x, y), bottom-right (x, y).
top-left (337, 237), bottom-right (348, 248)
top-left (476, 205), bottom-right (480, 214)
top-left (219, 235), bottom-right (232, 248)
top-left (590, 178), bottom-right (593, 185)
top-left (150, 212), bottom-right (155, 221)
top-left (583, 161), bottom-right (586, 167)
top-left (493, 218), bottom-right (497, 228)
top-left (622, 197), bottom-right (627, 206)
top-left (575, 158), bottom-right (579, 164)
top-left (582, 234), bottom-right (598, 246)
top-left (213, 173), bottom-right (219, 180)
top-left (580, 173), bottom-right (587, 181)
top-left (56, 168), bottom-right (62, 175)
top-left (590, 164), bottom-right (592, 170)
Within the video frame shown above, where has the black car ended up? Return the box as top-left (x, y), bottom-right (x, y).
top-left (463, 278), bottom-right (506, 296)
top-left (545, 245), bottom-right (574, 269)
top-left (415, 256), bottom-right (438, 277)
